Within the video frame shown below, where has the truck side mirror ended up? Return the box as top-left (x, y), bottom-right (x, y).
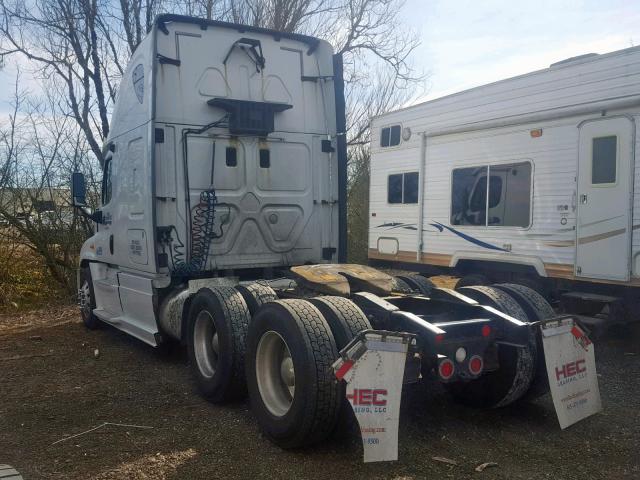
top-left (71, 172), bottom-right (86, 206)
top-left (70, 172), bottom-right (102, 224)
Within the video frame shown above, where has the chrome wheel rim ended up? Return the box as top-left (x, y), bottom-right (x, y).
top-left (194, 311), bottom-right (219, 379)
top-left (255, 331), bottom-right (295, 417)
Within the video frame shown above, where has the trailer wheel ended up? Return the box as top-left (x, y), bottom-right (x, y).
top-left (0, 465), bottom-right (23, 480)
top-left (493, 283), bottom-right (555, 398)
top-left (396, 274), bottom-right (435, 295)
top-left (79, 267), bottom-right (101, 330)
top-left (449, 286), bottom-right (537, 408)
top-left (392, 276), bottom-right (414, 293)
top-left (235, 282), bottom-right (278, 316)
top-left (246, 299), bottom-right (340, 448)
top-left (187, 287), bottom-right (251, 403)
top-left (454, 274), bottom-right (491, 289)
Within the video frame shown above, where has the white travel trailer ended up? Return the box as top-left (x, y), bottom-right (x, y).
top-left (369, 46), bottom-right (640, 321)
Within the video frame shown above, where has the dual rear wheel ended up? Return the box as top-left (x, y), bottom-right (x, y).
top-left (186, 285), bottom-right (369, 448)
top-left (450, 284), bottom-right (554, 407)
top-left (185, 281), bottom-right (554, 446)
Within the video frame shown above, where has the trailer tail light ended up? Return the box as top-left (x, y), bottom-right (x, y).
top-left (438, 358), bottom-right (455, 380)
top-left (481, 325), bottom-right (491, 337)
top-left (468, 355), bottom-right (484, 376)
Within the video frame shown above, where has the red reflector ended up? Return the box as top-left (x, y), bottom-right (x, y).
top-left (435, 334), bottom-right (445, 344)
top-left (481, 325), bottom-right (491, 337)
top-left (335, 360), bottom-right (354, 380)
top-left (439, 359), bottom-right (455, 380)
top-left (469, 355), bottom-right (483, 375)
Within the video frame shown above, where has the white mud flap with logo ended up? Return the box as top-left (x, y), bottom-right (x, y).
top-left (541, 317), bottom-right (602, 429)
top-left (332, 331), bottom-right (413, 463)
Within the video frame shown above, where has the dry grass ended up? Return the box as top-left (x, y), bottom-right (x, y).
top-left (94, 449), bottom-right (198, 480)
top-left (0, 238), bottom-right (71, 312)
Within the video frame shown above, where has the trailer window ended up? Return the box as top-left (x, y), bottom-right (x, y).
top-left (388, 172), bottom-right (418, 204)
top-left (451, 167), bottom-right (486, 226)
top-left (487, 163), bottom-right (531, 227)
top-left (451, 162), bottom-right (531, 227)
top-left (592, 136), bottom-right (617, 184)
top-left (102, 158), bottom-right (113, 205)
top-left (404, 172), bottom-right (419, 203)
top-left (388, 174), bottom-right (403, 203)
top-left (380, 125), bottom-right (401, 147)
top-left (470, 176), bottom-right (487, 212)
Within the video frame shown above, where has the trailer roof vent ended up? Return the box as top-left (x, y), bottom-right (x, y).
top-left (550, 52), bottom-right (599, 68)
top-left (207, 98), bottom-right (292, 136)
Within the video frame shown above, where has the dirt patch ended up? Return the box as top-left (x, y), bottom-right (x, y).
top-left (0, 306), bottom-right (77, 336)
top-left (0, 306), bottom-right (638, 479)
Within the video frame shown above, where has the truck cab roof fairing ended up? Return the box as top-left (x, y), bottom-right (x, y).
top-left (155, 14), bottom-right (321, 54)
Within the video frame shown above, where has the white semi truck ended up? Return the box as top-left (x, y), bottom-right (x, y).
top-left (71, 15), bottom-right (597, 461)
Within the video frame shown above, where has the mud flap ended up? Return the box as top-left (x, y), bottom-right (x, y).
top-left (540, 317), bottom-right (602, 429)
top-left (332, 331), bottom-right (413, 462)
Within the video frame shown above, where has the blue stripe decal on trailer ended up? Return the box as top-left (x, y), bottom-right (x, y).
top-left (431, 222), bottom-right (507, 251)
top-left (374, 221), bottom-right (507, 252)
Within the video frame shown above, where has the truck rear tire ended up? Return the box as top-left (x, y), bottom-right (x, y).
top-left (493, 283), bottom-right (555, 398)
top-left (448, 286), bottom-right (537, 408)
top-left (392, 276), bottom-right (414, 293)
top-left (235, 282), bottom-right (278, 315)
top-left (397, 274), bottom-right (435, 295)
top-left (308, 296), bottom-right (371, 350)
top-left (187, 287), bottom-right (251, 403)
top-left (245, 299), bottom-right (341, 448)
top-left (308, 296), bottom-right (372, 436)
top-left (79, 267), bottom-right (101, 330)
top-left (512, 275), bottom-right (551, 301)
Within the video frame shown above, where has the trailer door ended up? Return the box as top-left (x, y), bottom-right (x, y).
top-left (576, 117), bottom-right (635, 281)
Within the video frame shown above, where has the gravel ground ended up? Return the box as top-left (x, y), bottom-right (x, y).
top-left (0, 304), bottom-right (638, 480)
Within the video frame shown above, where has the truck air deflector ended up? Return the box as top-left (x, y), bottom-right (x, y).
top-left (207, 98), bottom-right (293, 136)
top-left (155, 14), bottom-right (321, 53)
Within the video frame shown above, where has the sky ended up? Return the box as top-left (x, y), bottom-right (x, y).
top-left (401, 0), bottom-right (639, 102)
top-left (0, 0), bottom-right (638, 114)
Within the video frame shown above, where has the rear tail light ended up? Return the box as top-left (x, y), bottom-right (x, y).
top-left (481, 325), bottom-right (491, 337)
top-left (468, 355), bottom-right (484, 376)
top-left (438, 358), bottom-right (455, 380)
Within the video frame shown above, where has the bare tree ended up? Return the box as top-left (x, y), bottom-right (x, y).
top-left (0, 74), bottom-right (99, 300)
top-left (0, 0), bottom-right (169, 165)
